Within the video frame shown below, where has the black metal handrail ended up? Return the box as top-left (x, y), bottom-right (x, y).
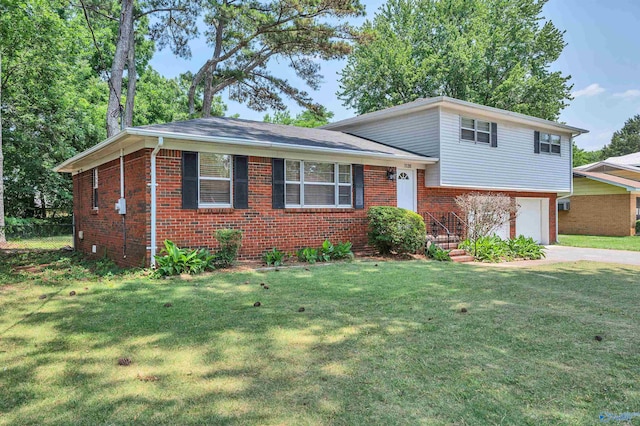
top-left (423, 212), bottom-right (466, 248)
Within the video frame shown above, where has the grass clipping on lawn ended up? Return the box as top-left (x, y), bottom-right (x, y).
top-left (1, 251), bottom-right (639, 425)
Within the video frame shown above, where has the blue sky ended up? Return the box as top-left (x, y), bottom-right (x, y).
top-left (150, 0), bottom-right (640, 151)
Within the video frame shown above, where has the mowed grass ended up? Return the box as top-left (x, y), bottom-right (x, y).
top-left (559, 234), bottom-right (640, 251)
top-left (1, 252), bottom-right (639, 425)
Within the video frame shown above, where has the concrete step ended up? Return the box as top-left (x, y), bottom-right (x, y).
top-left (448, 249), bottom-right (467, 256)
top-left (438, 242), bottom-right (460, 250)
top-left (450, 255), bottom-right (475, 263)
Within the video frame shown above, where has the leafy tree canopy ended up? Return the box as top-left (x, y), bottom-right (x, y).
top-left (263, 107), bottom-right (334, 128)
top-left (572, 142), bottom-right (602, 167)
top-left (338, 0), bottom-right (572, 120)
top-left (601, 115), bottom-right (640, 159)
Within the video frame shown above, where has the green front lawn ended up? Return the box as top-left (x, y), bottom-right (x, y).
top-left (1, 252), bottom-right (639, 425)
top-left (559, 234), bottom-right (640, 251)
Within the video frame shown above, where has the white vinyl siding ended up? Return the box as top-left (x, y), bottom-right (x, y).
top-left (439, 108), bottom-right (572, 191)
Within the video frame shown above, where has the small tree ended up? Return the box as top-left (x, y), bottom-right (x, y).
top-left (455, 193), bottom-right (518, 253)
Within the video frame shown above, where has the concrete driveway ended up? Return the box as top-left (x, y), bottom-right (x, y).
top-left (484, 245), bottom-right (640, 268)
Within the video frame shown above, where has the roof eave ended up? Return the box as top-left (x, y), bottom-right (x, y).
top-left (573, 171), bottom-right (640, 192)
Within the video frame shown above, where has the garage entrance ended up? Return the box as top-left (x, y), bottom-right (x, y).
top-left (515, 197), bottom-right (550, 244)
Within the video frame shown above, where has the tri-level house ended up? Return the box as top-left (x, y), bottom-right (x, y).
top-left (56, 96), bottom-right (587, 267)
top-left (559, 151), bottom-right (640, 236)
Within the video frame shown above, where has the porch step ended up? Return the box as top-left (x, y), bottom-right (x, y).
top-left (450, 254), bottom-right (475, 263)
top-left (448, 249), bottom-right (467, 257)
top-left (438, 242), bottom-right (460, 250)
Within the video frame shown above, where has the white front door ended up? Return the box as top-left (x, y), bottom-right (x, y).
top-left (396, 169), bottom-right (416, 211)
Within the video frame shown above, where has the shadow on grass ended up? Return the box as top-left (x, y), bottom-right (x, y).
top-left (1, 257), bottom-right (639, 424)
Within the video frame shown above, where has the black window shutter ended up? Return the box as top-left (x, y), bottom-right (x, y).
top-left (233, 155), bottom-right (249, 209)
top-left (490, 122), bottom-right (498, 148)
top-left (353, 164), bottom-right (365, 209)
top-left (272, 158), bottom-right (285, 209)
top-left (534, 131), bottom-right (540, 154)
top-left (182, 151), bottom-right (198, 209)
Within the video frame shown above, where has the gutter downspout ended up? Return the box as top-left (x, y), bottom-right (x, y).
top-left (150, 136), bottom-right (163, 267)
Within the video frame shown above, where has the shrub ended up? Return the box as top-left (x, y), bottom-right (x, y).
top-left (297, 247), bottom-right (319, 263)
top-left (636, 220), bottom-right (640, 235)
top-left (459, 235), bottom-right (545, 262)
top-left (214, 229), bottom-right (243, 268)
top-left (333, 241), bottom-right (354, 260)
top-left (319, 239), bottom-right (335, 262)
top-left (367, 206), bottom-right (426, 254)
top-left (425, 243), bottom-right (451, 261)
top-left (263, 248), bottom-right (286, 266)
top-left (154, 240), bottom-right (215, 277)
top-left (506, 235), bottom-right (546, 260)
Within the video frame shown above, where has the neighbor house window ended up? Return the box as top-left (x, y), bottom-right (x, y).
top-left (199, 153), bottom-right (232, 207)
top-left (285, 160), bottom-right (352, 207)
top-left (92, 168), bottom-right (98, 209)
top-left (540, 132), bottom-right (561, 155)
top-left (460, 117), bottom-right (491, 144)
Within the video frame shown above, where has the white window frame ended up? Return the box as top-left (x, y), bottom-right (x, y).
top-left (539, 132), bottom-right (561, 156)
top-left (92, 168), bottom-right (98, 209)
top-left (285, 160), bottom-right (352, 208)
top-left (460, 116), bottom-right (491, 144)
top-left (198, 153), bottom-right (233, 208)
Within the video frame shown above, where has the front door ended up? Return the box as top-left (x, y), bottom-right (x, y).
top-left (396, 169), bottom-right (416, 211)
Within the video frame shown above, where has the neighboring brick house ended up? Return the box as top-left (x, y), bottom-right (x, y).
top-left (559, 152), bottom-right (640, 236)
top-left (56, 96), bottom-right (587, 267)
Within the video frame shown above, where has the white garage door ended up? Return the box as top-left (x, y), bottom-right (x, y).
top-left (515, 198), bottom-right (549, 244)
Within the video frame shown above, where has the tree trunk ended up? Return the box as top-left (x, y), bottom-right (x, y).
top-left (0, 54), bottom-right (5, 243)
top-left (106, 0), bottom-right (134, 137)
top-left (124, 27), bottom-right (136, 128)
top-left (202, 64), bottom-right (214, 117)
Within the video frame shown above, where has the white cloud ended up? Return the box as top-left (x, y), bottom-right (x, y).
top-left (613, 89), bottom-right (640, 98)
top-left (572, 83), bottom-right (605, 98)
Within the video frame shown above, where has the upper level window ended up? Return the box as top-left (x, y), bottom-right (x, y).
top-left (461, 117), bottom-right (491, 144)
top-left (285, 160), bottom-right (352, 207)
top-left (92, 168), bottom-right (98, 209)
top-left (199, 153), bottom-right (232, 206)
top-left (540, 133), bottom-right (561, 155)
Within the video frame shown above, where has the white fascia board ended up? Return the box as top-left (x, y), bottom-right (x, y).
top-left (128, 128), bottom-right (438, 164)
top-left (438, 182), bottom-right (571, 194)
top-left (324, 96), bottom-right (588, 136)
top-left (54, 131), bottom-right (130, 173)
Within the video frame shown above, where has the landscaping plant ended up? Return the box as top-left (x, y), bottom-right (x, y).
top-left (263, 248), bottom-right (286, 266)
top-left (459, 235), bottom-right (545, 262)
top-left (214, 229), bottom-right (243, 268)
top-left (154, 240), bottom-right (215, 277)
top-left (367, 206), bottom-right (426, 254)
top-left (425, 243), bottom-right (451, 261)
top-left (297, 247), bottom-right (319, 264)
top-left (332, 241), bottom-right (354, 260)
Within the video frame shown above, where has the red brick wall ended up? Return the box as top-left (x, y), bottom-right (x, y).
top-left (416, 170), bottom-right (558, 242)
top-left (154, 151), bottom-right (396, 260)
top-left (73, 150), bottom-right (149, 267)
top-left (558, 194), bottom-right (635, 236)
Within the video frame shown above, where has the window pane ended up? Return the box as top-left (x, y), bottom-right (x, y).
top-left (200, 180), bottom-right (230, 204)
top-left (477, 131), bottom-right (490, 143)
top-left (304, 162), bottom-right (334, 183)
top-left (304, 184), bottom-right (335, 205)
top-left (551, 134), bottom-right (561, 143)
top-left (477, 121), bottom-right (490, 132)
top-left (461, 129), bottom-right (475, 141)
top-left (286, 161), bottom-right (300, 182)
top-left (339, 186), bottom-right (352, 205)
top-left (339, 164), bottom-right (351, 183)
top-left (540, 143), bottom-right (550, 153)
top-left (461, 117), bottom-right (474, 129)
top-left (541, 133), bottom-right (550, 142)
top-left (551, 144), bottom-right (561, 154)
top-left (285, 183), bottom-right (300, 205)
top-left (200, 153), bottom-right (230, 178)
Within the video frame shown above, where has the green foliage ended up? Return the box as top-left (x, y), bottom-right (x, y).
top-left (459, 235), bottom-right (545, 262)
top-left (318, 239), bottom-right (335, 262)
top-left (367, 207), bottom-right (426, 254)
top-left (213, 229), bottom-right (243, 268)
top-left (602, 115), bottom-right (640, 158)
top-left (425, 244), bottom-right (451, 261)
top-left (636, 220), bottom-right (640, 235)
top-left (338, 0), bottom-right (572, 121)
top-left (297, 247), bottom-right (319, 264)
top-left (263, 248), bottom-right (286, 267)
top-left (332, 241), bottom-right (355, 260)
top-left (154, 240), bottom-right (215, 277)
top-left (263, 107), bottom-right (334, 128)
top-left (572, 141), bottom-right (603, 167)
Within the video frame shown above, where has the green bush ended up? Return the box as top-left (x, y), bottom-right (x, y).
top-left (214, 229), bottom-right (243, 268)
top-left (154, 240), bottom-right (215, 277)
top-left (297, 247), bottom-right (319, 263)
top-left (319, 239), bottom-right (335, 262)
top-left (263, 248), bottom-right (286, 266)
top-left (636, 220), bottom-right (640, 235)
top-left (333, 241), bottom-right (354, 260)
top-left (425, 243), bottom-right (451, 261)
top-left (367, 206), bottom-right (426, 254)
top-left (459, 235), bottom-right (545, 262)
